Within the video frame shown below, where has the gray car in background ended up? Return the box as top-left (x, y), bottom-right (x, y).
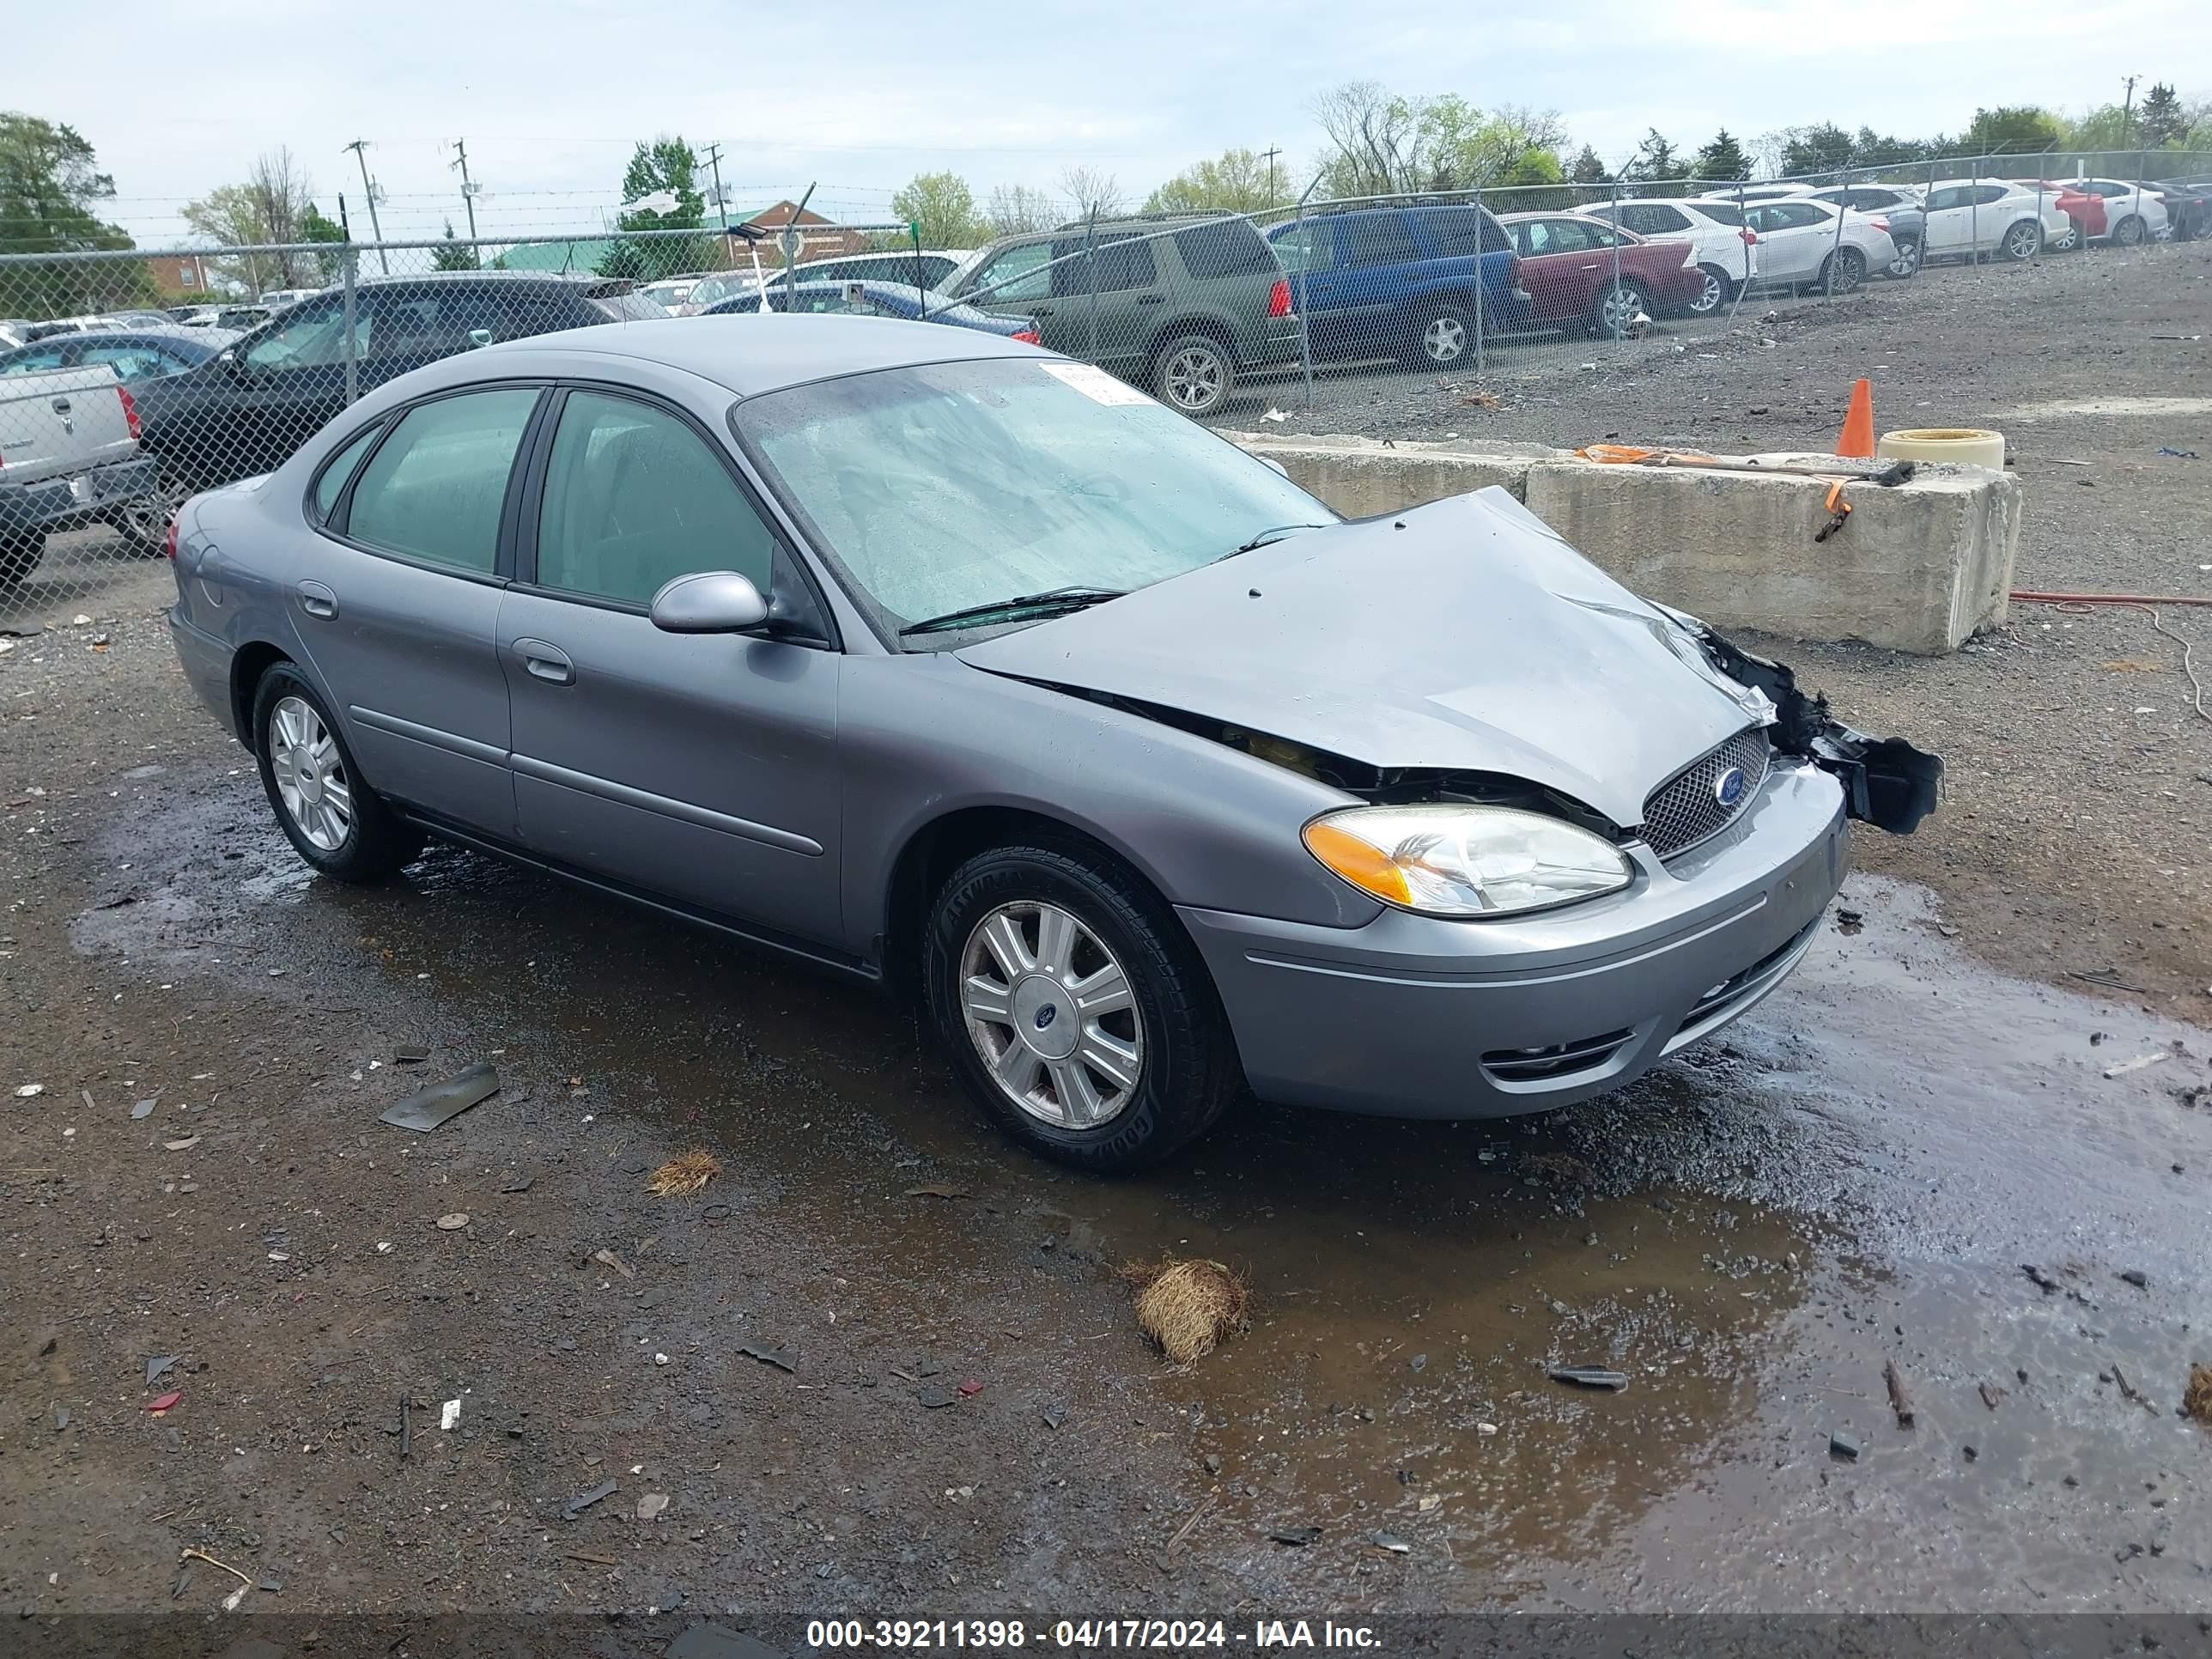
top-left (165, 317), bottom-right (1939, 1171)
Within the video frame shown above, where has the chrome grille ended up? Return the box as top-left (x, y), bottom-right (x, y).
top-left (1639, 728), bottom-right (1772, 860)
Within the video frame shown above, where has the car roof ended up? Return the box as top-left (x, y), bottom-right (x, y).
top-left (468, 313), bottom-right (1031, 396)
top-left (358, 270), bottom-right (623, 289)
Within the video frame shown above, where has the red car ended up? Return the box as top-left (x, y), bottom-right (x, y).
top-left (1497, 212), bottom-right (1711, 333)
top-left (2005, 180), bottom-right (2103, 247)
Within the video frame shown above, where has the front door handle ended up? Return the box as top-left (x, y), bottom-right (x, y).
top-left (1030, 306), bottom-right (1054, 317)
top-left (514, 638), bottom-right (574, 685)
top-left (297, 580), bottom-right (338, 619)
top-left (1134, 293), bottom-right (1164, 304)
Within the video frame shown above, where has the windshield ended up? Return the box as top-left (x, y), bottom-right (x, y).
top-left (734, 356), bottom-right (1334, 644)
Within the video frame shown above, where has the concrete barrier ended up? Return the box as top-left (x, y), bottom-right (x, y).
top-left (1225, 431), bottom-right (2022, 655)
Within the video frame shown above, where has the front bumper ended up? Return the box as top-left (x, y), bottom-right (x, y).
top-left (1180, 761), bottom-right (1848, 1119)
top-left (0, 455), bottom-right (156, 539)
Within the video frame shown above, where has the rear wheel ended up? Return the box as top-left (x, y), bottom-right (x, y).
top-left (1823, 246), bottom-right (1868, 294)
top-left (2112, 215), bottom-right (2146, 247)
top-left (1402, 301), bottom-right (1474, 369)
top-left (110, 494), bottom-right (167, 553)
top-left (1152, 335), bottom-right (1234, 417)
top-left (1685, 264), bottom-right (1732, 314)
top-left (1589, 279), bottom-right (1649, 339)
top-left (1882, 235), bottom-right (1923, 280)
top-left (2000, 219), bottom-right (2043, 262)
top-left (0, 533), bottom-right (43, 591)
top-left (251, 665), bottom-right (423, 881)
top-left (923, 842), bottom-right (1242, 1172)
top-left (2046, 220), bottom-right (2080, 252)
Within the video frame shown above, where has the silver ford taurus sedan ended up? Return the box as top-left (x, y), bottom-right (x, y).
top-left (165, 317), bottom-right (1939, 1171)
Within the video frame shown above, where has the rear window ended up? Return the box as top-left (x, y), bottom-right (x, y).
top-left (1172, 220), bottom-right (1278, 280)
top-left (588, 289), bottom-right (670, 321)
top-left (1415, 208), bottom-right (1509, 256)
top-left (1339, 213), bottom-right (1419, 267)
top-left (1680, 201), bottom-right (1745, 227)
top-left (312, 422), bottom-right (383, 522)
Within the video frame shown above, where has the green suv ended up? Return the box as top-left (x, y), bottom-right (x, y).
top-left (938, 216), bottom-right (1297, 418)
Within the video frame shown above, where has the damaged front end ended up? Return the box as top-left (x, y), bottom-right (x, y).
top-left (1676, 618), bottom-right (1943, 836)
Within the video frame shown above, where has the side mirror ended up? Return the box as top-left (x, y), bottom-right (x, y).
top-left (650, 570), bottom-right (769, 635)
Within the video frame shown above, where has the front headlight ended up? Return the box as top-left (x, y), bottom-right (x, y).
top-left (1302, 805), bottom-right (1633, 917)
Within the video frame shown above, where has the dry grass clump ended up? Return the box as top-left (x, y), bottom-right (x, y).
top-left (647, 1149), bottom-right (722, 1196)
top-left (1121, 1256), bottom-right (1249, 1364)
top-left (2185, 1363), bottom-right (2212, 1425)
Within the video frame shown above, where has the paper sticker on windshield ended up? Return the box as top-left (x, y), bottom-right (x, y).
top-left (1038, 362), bottom-right (1153, 407)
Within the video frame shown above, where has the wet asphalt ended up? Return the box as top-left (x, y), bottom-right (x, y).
top-left (3, 592), bottom-right (2209, 1621)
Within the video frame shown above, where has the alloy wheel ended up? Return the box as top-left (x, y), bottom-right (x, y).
top-left (1885, 239), bottom-right (1922, 278)
top-left (1687, 268), bottom-right (1726, 314)
top-left (958, 900), bottom-right (1144, 1131)
top-left (1423, 315), bottom-right (1468, 363)
top-left (2004, 222), bottom-right (2041, 260)
top-left (269, 695), bottom-right (354, 852)
top-left (1598, 284), bottom-right (1645, 337)
top-left (1164, 346), bottom-right (1224, 412)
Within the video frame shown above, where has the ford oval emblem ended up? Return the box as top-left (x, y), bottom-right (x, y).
top-left (1714, 766), bottom-right (1747, 808)
top-left (1034, 1003), bottom-right (1059, 1032)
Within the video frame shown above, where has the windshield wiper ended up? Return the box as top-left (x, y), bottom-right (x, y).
top-left (899, 585), bottom-right (1127, 637)
top-left (1221, 522), bottom-right (1330, 558)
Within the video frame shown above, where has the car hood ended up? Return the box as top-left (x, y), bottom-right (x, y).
top-left (957, 489), bottom-right (1770, 828)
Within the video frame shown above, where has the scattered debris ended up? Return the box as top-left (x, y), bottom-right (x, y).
top-left (1979, 1382), bottom-right (2008, 1411)
top-left (1270, 1525), bottom-right (1322, 1547)
top-left (2102, 1051), bottom-right (2170, 1080)
top-left (592, 1247), bottom-right (634, 1279)
top-left (502, 1174), bottom-right (534, 1194)
top-left (145, 1355), bottom-right (178, 1386)
top-left (738, 1343), bottom-right (794, 1373)
top-left (1202, 1452), bottom-right (1222, 1476)
top-left (1883, 1359), bottom-right (1916, 1429)
top-left (131, 1099), bottom-right (155, 1120)
top-left (1548, 1365), bottom-right (1630, 1391)
top-left (1829, 1431), bottom-right (1861, 1461)
top-left (440, 1399), bottom-right (461, 1431)
top-left (904, 1182), bottom-right (970, 1200)
top-left (434, 1212), bottom-right (470, 1231)
top-left (1121, 1256), bottom-right (1249, 1364)
top-left (1165, 1496), bottom-right (1214, 1552)
top-left (2157, 447), bottom-right (2200, 459)
top-left (15, 1083), bottom-right (45, 1097)
top-left (648, 1149), bottom-right (722, 1196)
top-left (637, 1492), bottom-right (670, 1522)
top-left (380, 1061), bottom-right (500, 1133)
top-left (145, 1390), bottom-right (182, 1414)
top-left (957, 1377), bottom-right (984, 1397)
top-left (2021, 1264), bottom-right (2061, 1294)
top-left (1832, 908), bottom-right (1864, 936)
top-left (2112, 1364), bottom-right (2159, 1415)
top-left (1367, 1530), bottom-right (1413, 1554)
top-left (53, 1405), bottom-right (68, 1430)
top-left (163, 1136), bottom-right (199, 1152)
top-left (2184, 1364), bottom-right (2212, 1425)
top-left (1041, 1403), bottom-right (1066, 1431)
top-left (917, 1386), bottom-right (956, 1409)
top-left (399, 1395), bottom-right (411, 1459)
top-left (1261, 408), bottom-right (1289, 423)
top-left (562, 1479), bottom-right (617, 1520)
top-left (2068, 966), bottom-right (2144, 994)
top-left (564, 1549), bottom-right (617, 1567)
top-left (2118, 1269), bottom-right (2148, 1290)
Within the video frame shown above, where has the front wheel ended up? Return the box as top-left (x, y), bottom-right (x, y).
top-left (1823, 246), bottom-right (1868, 295)
top-left (1152, 335), bottom-right (1234, 418)
top-left (251, 666), bottom-right (423, 881)
top-left (1685, 264), bottom-right (1732, 315)
top-left (2001, 220), bottom-right (2043, 262)
top-left (2112, 215), bottom-right (2146, 247)
top-left (923, 842), bottom-right (1243, 1172)
top-left (1589, 279), bottom-right (1649, 338)
top-left (1882, 236), bottom-right (1923, 280)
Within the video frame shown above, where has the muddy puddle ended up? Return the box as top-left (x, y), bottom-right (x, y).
top-left (66, 768), bottom-right (2212, 1608)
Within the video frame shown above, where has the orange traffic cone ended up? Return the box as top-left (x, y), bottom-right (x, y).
top-left (1837, 377), bottom-right (1875, 459)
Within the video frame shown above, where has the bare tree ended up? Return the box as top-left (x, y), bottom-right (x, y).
top-left (987, 183), bottom-right (1059, 235)
top-left (1056, 166), bottom-right (1124, 222)
top-left (1310, 80), bottom-right (1422, 198)
top-left (184, 148), bottom-right (321, 289)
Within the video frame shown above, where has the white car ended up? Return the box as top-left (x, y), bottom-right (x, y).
top-left (256, 288), bottom-right (321, 310)
top-left (2057, 179), bottom-right (2169, 246)
top-left (1788, 183), bottom-right (1929, 277)
top-left (1736, 198), bottom-right (1898, 292)
top-left (1581, 198), bottom-right (1756, 316)
top-left (1917, 179), bottom-right (2071, 264)
top-left (639, 276), bottom-right (704, 311)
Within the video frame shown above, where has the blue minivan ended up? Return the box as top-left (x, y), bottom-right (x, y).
top-left (1266, 204), bottom-right (1528, 370)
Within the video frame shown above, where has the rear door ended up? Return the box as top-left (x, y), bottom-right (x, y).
top-left (501, 385), bottom-right (843, 945)
top-left (1330, 212), bottom-right (1421, 356)
top-left (295, 383), bottom-right (542, 835)
top-left (1047, 231), bottom-right (1155, 370)
top-left (1745, 201), bottom-right (1829, 282)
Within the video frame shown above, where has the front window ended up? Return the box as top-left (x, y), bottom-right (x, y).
top-left (242, 296), bottom-right (359, 369)
top-left (734, 356), bottom-right (1334, 642)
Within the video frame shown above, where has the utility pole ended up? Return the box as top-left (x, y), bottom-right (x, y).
top-left (699, 143), bottom-right (730, 267)
top-left (343, 139), bottom-right (388, 272)
top-left (450, 138), bottom-right (479, 241)
top-left (2120, 75), bottom-right (2139, 149)
top-left (1261, 146), bottom-right (1282, 205)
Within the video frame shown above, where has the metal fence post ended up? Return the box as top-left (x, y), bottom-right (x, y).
top-left (1826, 171), bottom-right (1849, 298)
top-left (342, 245), bottom-right (359, 406)
top-left (1295, 180), bottom-right (1320, 410)
top-left (1972, 157), bottom-right (1982, 271)
top-left (1609, 181), bottom-right (1624, 342)
top-left (1084, 209), bottom-right (1100, 366)
top-left (1472, 185), bottom-right (1486, 378)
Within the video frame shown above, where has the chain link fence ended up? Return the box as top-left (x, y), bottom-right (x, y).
top-left (2, 149), bottom-right (2205, 619)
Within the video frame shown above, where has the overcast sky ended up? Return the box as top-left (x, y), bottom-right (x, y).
top-left (20, 0), bottom-right (2209, 247)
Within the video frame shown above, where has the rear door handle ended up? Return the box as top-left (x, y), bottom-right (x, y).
top-left (1030, 306), bottom-right (1054, 316)
top-left (1134, 294), bottom-right (1164, 304)
top-left (297, 580), bottom-right (338, 619)
top-left (514, 638), bottom-right (574, 685)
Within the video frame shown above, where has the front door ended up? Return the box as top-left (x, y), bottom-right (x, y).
top-left (295, 383), bottom-right (543, 836)
top-left (500, 386), bottom-right (843, 946)
top-left (1045, 231), bottom-right (1155, 372)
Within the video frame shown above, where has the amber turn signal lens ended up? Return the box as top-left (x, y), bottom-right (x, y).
top-left (1301, 819), bottom-right (1413, 906)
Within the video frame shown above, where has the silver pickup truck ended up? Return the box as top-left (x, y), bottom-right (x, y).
top-left (0, 366), bottom-right (161, 588)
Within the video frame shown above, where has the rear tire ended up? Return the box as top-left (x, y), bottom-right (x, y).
top-left (1685, 264), bottom-right (1732, 314)
top-left (1588, 279), bottom-right (1649, 339)
top-left (2000, 219), bottom-right (2043, 262)
top-left (110, 494), bottom-right (167, 553)
top-left (1152, 334), bottom-right (1234, 418)
top-left (0, 533), bottom-right (44, 591)
top-left (1882, 235), bottom-right (1923, 279)
top-left (1403, 301), bottom-right (1475, 369)
top-left (922, 842), bottom-right (1242, 1173)
top-left (1822, 246), bottom-right (1868, 294)
top-left (250, 665), bottom-right (424, 882)
top-left (2112, 215), bottom-right (2146, 247)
